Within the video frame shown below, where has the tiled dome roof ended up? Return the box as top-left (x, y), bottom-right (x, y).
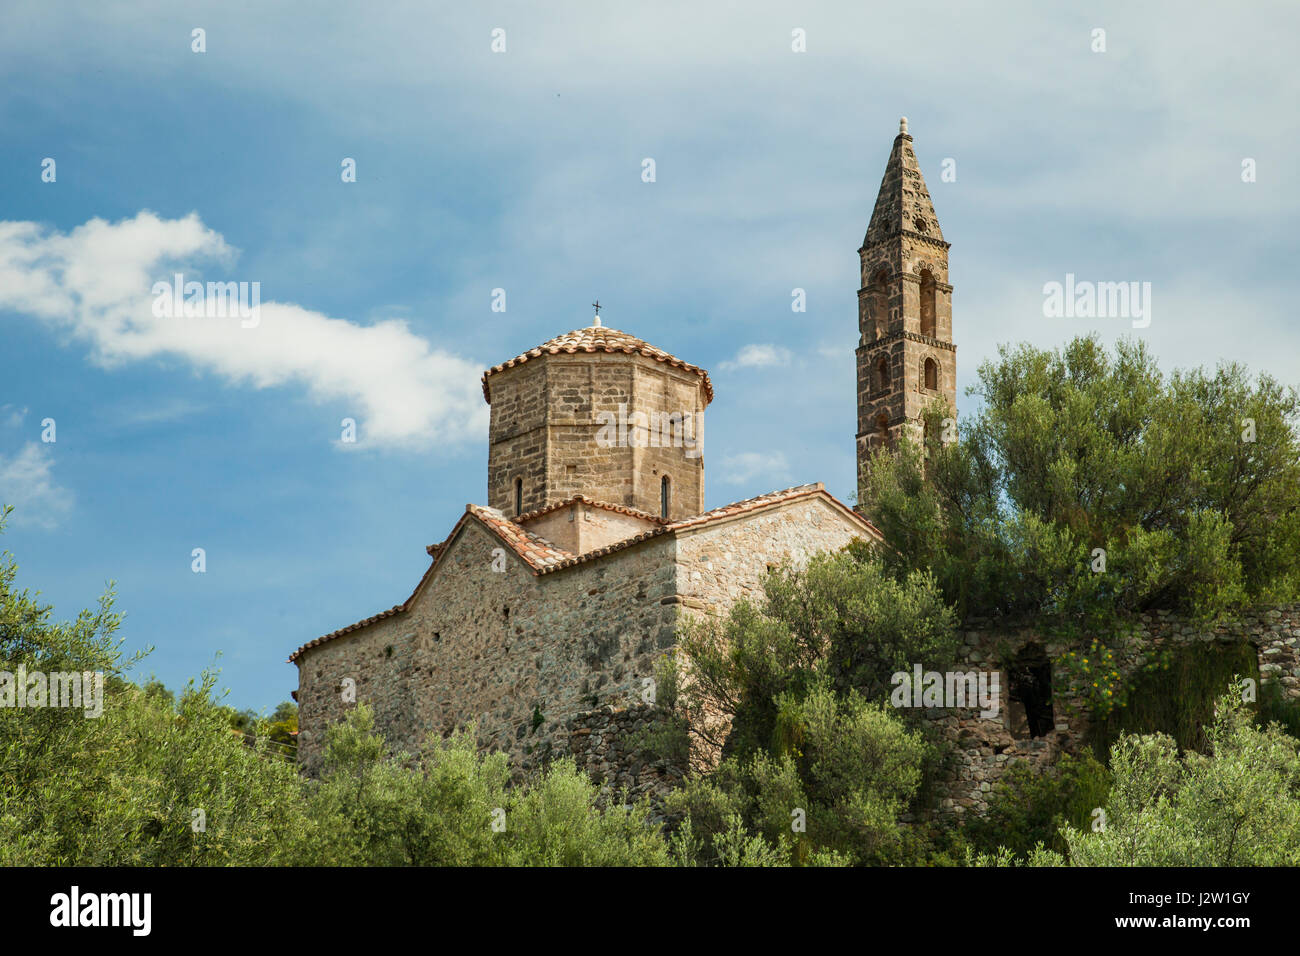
top-left (481, 323), bottom-right (713, 404)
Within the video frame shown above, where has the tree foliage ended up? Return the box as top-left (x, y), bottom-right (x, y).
top-left (861, 336), bottom-right (1300, 628)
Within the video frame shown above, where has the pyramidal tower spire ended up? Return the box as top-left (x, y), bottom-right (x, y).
top-left (864, 117), bottom-right (946, 248)
top-left (855, 118), bottom-right (956, 495)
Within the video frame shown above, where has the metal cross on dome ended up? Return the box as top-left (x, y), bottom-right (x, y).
top-left (592, 300), bottom-right (602, 326)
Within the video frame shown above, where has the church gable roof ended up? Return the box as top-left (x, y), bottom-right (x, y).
top-left (514, 494), bottom-right (667, 528)
top-left (464, 503), bottom-right (576, 570)
top-left (481, 323), bottom-right (714, 405)
top-left (289, 484), bottom-right (879, 662)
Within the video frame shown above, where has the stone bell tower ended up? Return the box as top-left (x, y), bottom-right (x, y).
top-left (856, 117), bottom-right (956, 493)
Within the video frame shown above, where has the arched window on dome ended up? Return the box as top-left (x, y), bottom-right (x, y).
top-left (660, 475), bottom-right (671, 519)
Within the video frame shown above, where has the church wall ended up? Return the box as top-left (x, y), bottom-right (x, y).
top-left (626, 360), bottom-right (706, 519)
top-left (673, 495), bottom-right (874, 615)
top-left (487, 361), bottom-right (549, 515)
top-left (545, 356), bottom-right (637, 509)
top-left (665, 497), bottom-right (879, 771)
top-left (488, 353), bottom-right (706, 520)
top-left (520, 502), bottom-right (657, 554)
top-left (294, 519), bottom-right (681, 775)
top-left (543, 355), bottom-right (706, 519)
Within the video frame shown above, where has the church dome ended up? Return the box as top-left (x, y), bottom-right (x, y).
top-left (481, 321), bottom-right (713, 406)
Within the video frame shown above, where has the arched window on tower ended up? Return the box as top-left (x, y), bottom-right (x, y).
top-left (869, 268), bottom-right (889, 338)
top-left (514, 477), bottom-right (523, 516)
top-left (924, 357), bottom-right (938, 390)
top-left (660, 475), bottom-right (671, 519)
top-left (876, 355), bottom-right (890, 392)
top-left (919, 270), bottom-right (937, 337)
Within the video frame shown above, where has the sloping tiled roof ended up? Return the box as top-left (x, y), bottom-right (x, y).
top-left (515, 493), bottom-right (667, 527)
top-left (481, 324), bottom-right (714, 405)
top-left (464, 504), bottom-right (575, 571)
top-left (289, 484), bottom-right (880, 662)
top-left (288, 505), bottom-right (575, 662)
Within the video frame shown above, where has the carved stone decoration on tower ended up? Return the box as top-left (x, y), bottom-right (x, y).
top-left (856, 118), bottom-right (957, 494)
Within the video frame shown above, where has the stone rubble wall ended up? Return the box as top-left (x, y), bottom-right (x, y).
top-left (556, 704), bottom-right (685, 803)
top-left (926, 605), bottom-right (1300, 820)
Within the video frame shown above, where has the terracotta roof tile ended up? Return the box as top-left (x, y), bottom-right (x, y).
top-left (465, 504), bottom-right (575, 570)
top-left (481, 324), bottom-right (713, 405)
top-left (514, 494), bottom-right (667, 527)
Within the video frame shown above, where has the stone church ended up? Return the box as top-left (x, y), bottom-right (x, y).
top-left (289, 119), bottom-right (958, 776)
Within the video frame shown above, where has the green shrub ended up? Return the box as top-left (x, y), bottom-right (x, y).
top-left (1087, 640), bottom-right (1258, 756)
top-left (963, 752), bottom-right (1111, 860)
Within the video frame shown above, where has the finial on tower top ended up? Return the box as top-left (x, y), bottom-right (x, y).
top-left (591, 299), bottom-right (602, 327)
top-left (899, 116), bottom-right (908, 135)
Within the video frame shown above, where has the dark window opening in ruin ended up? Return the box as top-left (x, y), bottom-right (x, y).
top-left (919, 270), bottom-right (937, 337)
top-left (661, 474), bottom-right (671, 518)
top-left (1007, 643), bottom-right (1055, 738)
top-left (514, 477), bottom-right (523, 516)
top-left (876, 355), bottom-right (890, 392)
top-left (924, 357), bottom-right (938, 390)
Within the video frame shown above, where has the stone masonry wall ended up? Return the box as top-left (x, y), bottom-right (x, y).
top-left (295, 521), bottom-right (680, 774)
top-left (294, 492), bottom-right (877, 791)
top-left (924, 605), bottom-right (1300, 821)
top-left (486, 353), bottom-right (706, 520)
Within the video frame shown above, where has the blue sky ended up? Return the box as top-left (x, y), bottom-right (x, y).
top-left (2, 1), bottom-right (1297, 712)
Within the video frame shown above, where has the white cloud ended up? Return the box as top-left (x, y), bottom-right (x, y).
top-left (718, 450), bottom-right (790, 486)
top-left (0, 404), bottom-right (27, 428)
top-left (719, 344), bottom-right (793, 371)
top-left (0, 443), bottom-right (73, 528)
top-left (0, 212), bottom-right (489, 449)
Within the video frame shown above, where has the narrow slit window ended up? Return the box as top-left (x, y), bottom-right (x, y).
top-left (661, 475), bottom-right (671, 518)
top-left (514, 477), bottom-right (523, 516)
top-left (920, 270), bottom-right (937, 337)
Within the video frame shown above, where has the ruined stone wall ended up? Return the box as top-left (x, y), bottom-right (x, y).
top-left (925, 605), bottom-right (1300, 821)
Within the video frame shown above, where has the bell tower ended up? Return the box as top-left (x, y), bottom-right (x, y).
top-left (856, 117), bottom-right (956, 493)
